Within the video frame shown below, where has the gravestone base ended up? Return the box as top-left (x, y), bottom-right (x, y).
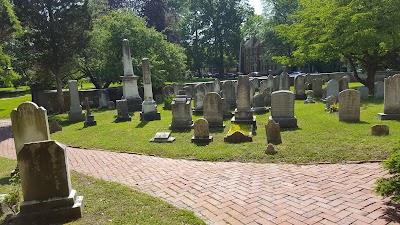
top-left (224, 125), bottom-right (254, 143)
top-left (269, 116), bottom-right (298, 128)
top-left (208, 123), bottom-right (226, 129)
top-left (295, 94), bottom-right (307, 100)
top-left (115, 115), bottom-right (132, 122)
top-left (13, 190), bottom-right (83, 225)
top-left (68, 112), bottom-right (85, 122)
top-left (140, 112), bottom-right (161, 121)
top-left (223, 112), bottom-right (234, 119)
top-left (126, 97), bottom-right (142, 112)
top-left (192, 108), bottom-right (203, 115)
top-left (191, 136), bottom-right (213, 143)
top-left (169, 121), bottom-right (193, 131)
top-left (252, 107), bottom-right (269, 114)
top-left (231, 116), bottom-right (257, 131)
top-left (84, 115), bottom-right (97, 127)
top-left (378, 113), bottom-right (400, 120)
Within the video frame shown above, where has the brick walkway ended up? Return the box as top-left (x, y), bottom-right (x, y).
top-left (1, 119), bottom-right (399, 224)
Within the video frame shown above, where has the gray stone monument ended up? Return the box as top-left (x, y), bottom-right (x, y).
top-left (269, 90), bottom-right (297, 128)
top-left (294, 75), bottom-right (306, 100)
top-left (169, 95), bottom-right (193, 131)
top-left (221, 98), bottom-right (233, 119)
top-left (212, 78), bottom-right (221, 94)
top-left (260, 80), bottom-right (268, 94)
top-left (265, 119), bottom-right (282, 144)
top-left (263, 89), bottom-right (272, 107)
top-left (232, 75), bottom-right (256, 129)
top-left (49, 121), bottom-right (62, 134)
top-left (312, 78), bottom-right (323, 98)
top-left (249, 79), bottom-right (255, 106)
top-left (371, 124), bottom-right (389, 136)
top-left (304, 90), bottom-right (315, 104)
top-left (115, 99), bottom-right (132, 122)
top-left (191, 118), bottom-right (213, 143)
top-left (379, 75), bottom-right (400, 120)
top-left (339, 76), bottom-right (349, 91)
top-left (121, 39), bottom-right (142, 112)
top-left (14, 141), bottom-right (83, 225)
top-left (279, 66), bottom-right (290, 90)
top-left (357, 86), bottom-right (369, 100)
top-left (267, 75), bottom-right (274, 91)
top-left (84, 97), bottom-right (97, 127)
top-left (193, 83), bottom-right (208, 115)
top-left (222, 80), bottom-right (236, 109)
top-left (252, 93), bottom-right (269, 114)
top-left (339, 89), bottom-right (360, 122)
top-left (163, 85), bottom-right (175, 97)
top-left (265, 143), bottom-right (278, 154)
top-left (98, 89), bottom-right (110, 109)
top-left (374, 81), bottom-right (384, 99)
top-left (273, 75), bottom-right (280, 92)
top-left (11, 102), bottom-right (51, 154)
top-left (326, 79), bottom-right (339, 101)
top-left (203, 92), bottom-right (225, 128)
top-left (108, 101), bottom-right (115, 110)
top-left (67, 80), bottom-right (85, 122)
top-left (325, 95), bottom-right (337, 111)
top-left (140, 58), bottom-right (161, 121)
top-left (184, 85), bottom-right (193, 98)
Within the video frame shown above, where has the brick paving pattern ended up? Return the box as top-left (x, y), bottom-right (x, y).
top-left (1, 119), bottom-right (399, 224)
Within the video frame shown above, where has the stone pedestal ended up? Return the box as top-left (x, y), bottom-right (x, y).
top-left (232, 75), bottom-right (257, 130)
top-left (140, 100), bottom-right (161, 121)
top-left (115, 99), bottom-right (132, 122)
top-left (140, 58), bottom-right (161, 121)
top-left (270, 91), bottom-right (298, 128)
top-left (169, 96), bottom-right (193, 131)
top-left (68, 80), bottom-right (85, 122)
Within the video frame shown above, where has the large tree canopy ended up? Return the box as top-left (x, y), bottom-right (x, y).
top-left (275, 0), bottom-right (400, 89)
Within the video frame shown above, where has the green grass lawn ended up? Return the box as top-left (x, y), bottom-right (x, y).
top-left (0, 94), bottom-right (31, 118)
top-left (0, 86), bottom-right (30, 92)
top-left (0, 157), bottom-right (205, 225)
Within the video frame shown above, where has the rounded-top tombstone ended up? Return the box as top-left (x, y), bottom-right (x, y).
top-left (339, 89), bottom-right (360, 122)
top-left (236, 75), bottom-right (251, 111)
top-left (191, 118), bottom-right (213, 143)
top-left (203, 92), bottom-right (224, 128)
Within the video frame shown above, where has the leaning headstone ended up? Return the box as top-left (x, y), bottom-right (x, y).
top-left (193, 83), bottom-right (208, 115)
top-left (357, 86), bottom-right (369, 100)
top-left (67, 80), bottom-right (85, 122)
top-left (294, 75), bottom-right (306, 99)
top-left (339, 89), bottom-right (360, 122)
top-left (325, 95), bottom-right (337, 111)
top-left (14, 141), bottom-right (83, 225)
top-left (150, 132), bottom-right (175, 142)
top-left (121, 39), bottom-right (142, 112)
top-left (115, 99), bottom-right (132, 122)
top-left (98, 89), bottom-right (110, 109)
top-left (11, 102), bottom-right (50, 154)
top-left (222, 80), bottom-right (236, 109)
top-left (108, 101), bottom-right (115, 110)
top-left (169, 95), bottom-right (193, 131)
top-left (339, 76), bottom-right (349, 91)
top-left (374, 81), bottom-right (384, 99)
top-left (379, 75), bottom-right (400, 120)
top-left (312, 78), bottom-right (323, 98)
top-left (326, 79), bottom-right (339, 101)
top-left (203, 92), bottom-right (225, 128)
top-left (84, 97), bottom-right (97, 127)
top-left (265, 119), bottom-right (282, 144)
top-left (232, 75), bottom-right (256, 129)
top-left (252, 93), bottom-right (269, 114)
top-left (269, 90), bottom-right (297, 128)
top-left (140, 58), bottom-right (161, 121)
top-left (265, 143), bottom-right (278, 155)
top-left (49, 121), bottom-right (62, 134)
top-left (191, 118), bottom-right (213, 143)
top-left (371, 124), bottom-right (389, 136)
top-left (279, 67), bottom-right (290, 90)
top-left (273, 75), bottom-right (280, 92)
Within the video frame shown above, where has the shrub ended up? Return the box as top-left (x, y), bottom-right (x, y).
top-left (375, 149), bottom-right (400, 202)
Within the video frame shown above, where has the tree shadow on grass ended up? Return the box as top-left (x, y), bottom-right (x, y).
top-left (136, 121), bottom-right (149, 128)
top-left (281, 127), bottom-right (302, 132)
top-left (340, 120), bottom-right (369, 124)
top-left (0, 176), bottom-right (11, 186)
top-left (209, 127), bottom-right (225, 133)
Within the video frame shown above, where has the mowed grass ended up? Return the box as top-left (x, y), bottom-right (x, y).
top-left (0, 94), bottom-right (31, 118)
top-left (51, 95), bottom-right (400, 164)
top-left (0, 157), bottom-right (205, 225)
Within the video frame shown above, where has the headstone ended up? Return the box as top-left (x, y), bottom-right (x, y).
top-left (115, 99), bottom-right (132, 122)
top-left (252, 93), bottom-right (269, 114)
top-left (184, 85), bottom-right (193, 98)
top-left (84, 97), bottom-right (97, 127)
top-left (150, 132), bottom-right (175, 142)
top-left (357, 86), bottom-right (369, 100)
top-left (339, 76), bottom-right (349, 91)
top-left (265, 143), bottom-right (278, 154)
top-left (279, 66), bottom-right (290, 90)
top-left (374, 81), bottom-right (384, 99)
top-left (304, 90), bottom-right (315, 104)
top-left (163, 85), bottom-right (175, 97)
top-left (203, 92), bottom-right (225, 128)
top-left (14, 141), bottom-right (83, 224)
top-left (378, 75), bottom-right (400, 120)
top-left (49, 121), bottom-right (62, 134)
top-left (193, 83), bottom-right (208, 115)
top-left (212, 79), bottom-right (221, 94)
top-left (173, 83), bottom-right (185, 95)
top-left (326, 79), bottom-right (339, 101)
top-left (98, 90), bottom-right (110, 109)
top-left (169, 96), bottom-right (193, 131)
top-left (269, 90), bottom-right (297, 128)
top-left (312, 78), bottom-right (323, 98)
top-left (224, 124), bottom-right (253, 143)
top-left (232, 75), bottom-right (256, 129)
top-left (249, 79), bottom-right (255, 106)
top-left (294, 75), bottom-right (306, 99)
top-left (191, 118), bottom-right (213, 143)
top-left (222, 80), bottom-right (236, 109)
top-left (371, 124), bottom-right (389, 136)
top-left (140, 58), bottom-right (161, 121)
top-left (10, 102), bottom-right (50, 154)
top-left (221, 98), bottom-right (233, 119)
top-left (121, 39), bottom-right (142, 112)
top-left (267, 75), bottom-right (274, 91)
top-left (265, 119), bottom-right (282, 144)
top-left (260, 80), bottom-right (268, 94)
top-left (263, 89), bottom-right (272, 107)
top-left (67, 80), bottom-right (85, 122)
top-left (252, 77), bottom-right (259, 91)
top-left (325, 95), bottom-right (337, 111)
top-left (339, 89), bottom-right (360, 122)
top-left (273, 75), bottom-right (280, 92)
top-left (108, 101), bottom-right (115, 110)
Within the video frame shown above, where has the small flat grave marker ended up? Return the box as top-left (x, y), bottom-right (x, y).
top-left (150, 132), bottom-right (175, 143)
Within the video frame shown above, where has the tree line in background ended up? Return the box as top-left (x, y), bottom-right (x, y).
top-left (1, 0), bottom-right (400, 110)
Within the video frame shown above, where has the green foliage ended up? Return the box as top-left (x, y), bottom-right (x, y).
top-left (0, 0), bottom-right (22, 43)
top-left (4, 172), bottom-right (21, 214)
top-left (163, 95), bottom-right (174, 110)
top-left (0, 93), bottom-right (31, 118)
top-left (375, 150), bottom-right (400, 202)
top-left (329, 103), bottom-right (339, 113)
top-left (0, 46), bottom-right (20, 87)
top-left (83, 9), bottom-right (186, 89)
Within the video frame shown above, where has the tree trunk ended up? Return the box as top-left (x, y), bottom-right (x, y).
top-left (103, 81), bottom-right (111, 89)
top-left (365, 63), bottom-right (378, 91)
top-left (55, 74), bottom-right (65, 113)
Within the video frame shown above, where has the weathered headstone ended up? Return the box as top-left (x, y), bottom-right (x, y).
top-left (260, 80), bottom-right (268, 94)
top-left (184, 85), bottom-right (193, 98)
top-left (265, 119), bottom-right (282, 144)
top-left (67, 80), bottom-right (85, 122)
top-left (212, 79), bottom-right (221, 94)
top-left (163, 85), bottom-right (175, 97)
top-left (108, 101), bottom-right (115, 110)
top-left (169, 95), bottom-right (193, 130)
top-left (325, 95), bottom-right (337, 111)
top-left (191, 118), bottom-right (213, 143)
top-left (84, 97), bottom-right (97, 127)
top-left (357, 86), bottom-right (369, 100)
top-left (312, 78), bottom-right (323, 98)
top-left (371, 124), bottom-right (389, 136)
top-left (221, 98), bottom-right (233, 119)
top-left (98, 90), bottom-right (110, 109)
top-left (339, 89), bottom-right (360, 122)
top-left (265, 143), bottom-right (278, 154)
top-left (203, 92), bottom-right (225, 128)
top-left (378, 75), bottom-right (400, 120)
top-left (374, 81), bottom-right (384, 99)
top-left (115, 99), bottom-right (132, 122)
top-left (232, 75), bottom-right (256, 129)
top-left (193, 83), bottom-right (208, 115)
top-left (14, 141), bottom-right (83, 224)
top-left (49, 121), bottom-right (62, 134)
top-left (252, 93), bottom-right (268, 114)
top-left (326, 79), bottom-right (339, 101)
top-left (273, 75), bottom-right (280, 92)
top-left (263, 89), bottom-right (272, 107)
top-left (222, 80), bottom-right (236, 109)
top-left (267, 75), bottom-right (274, 91)
top-left (140, 58), bottom-right (161, 121)
top-left (294, 75), bottom-right (306, 99)
top-left (339, 76), bottom-right (349, 91)
top-left (269, 90), bottom-right (297, 128)
top-left (11, 102), bottom-right (50, 154)
top-left (279, 67), bottom-right (290, 90)
top-left (150, 132), bottom-right (175, 142)
top-left (121, 39), bottom-right (142, 112)
top-left (249, 79), bottom-right (255, 106)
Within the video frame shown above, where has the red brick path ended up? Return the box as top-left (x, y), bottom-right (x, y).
top-left (1, 119), bottom-right (399, 224)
